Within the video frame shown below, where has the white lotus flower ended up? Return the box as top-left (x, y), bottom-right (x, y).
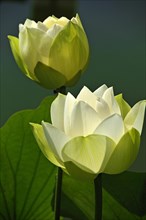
top-left (31, 85), bottom-right (146, 180)
top-left (8, 14), bottom-right (89, 89)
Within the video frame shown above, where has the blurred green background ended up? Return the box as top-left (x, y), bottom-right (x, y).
top-left (0, 0), bottom-right (145, 171)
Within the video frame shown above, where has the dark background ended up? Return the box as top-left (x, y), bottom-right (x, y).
top-left (0, 0), bottom-right (145, 171)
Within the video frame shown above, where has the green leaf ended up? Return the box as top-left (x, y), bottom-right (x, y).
top-left (34, 62), bottom-right (66, 90)
top-left (102, 172), bottom-right (146, 217)
top-left (0, 96), bottom-right (56, 220)
top-left (61, 172), bottom-right (146, 220)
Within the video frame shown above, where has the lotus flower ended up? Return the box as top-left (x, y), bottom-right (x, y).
top-left (31, 85), bottom-right (146, 180)
top-left (8, 14), bottom-right (89, 89)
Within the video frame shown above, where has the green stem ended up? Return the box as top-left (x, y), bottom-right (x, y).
top-left (54, 86), bottom-right (66, 95)
top-left (53, 86), bottom-right (66, 220)
top-left (54, 168), bottom-right (63, 220)
top-left (94, 174), bottom-right (102, 220)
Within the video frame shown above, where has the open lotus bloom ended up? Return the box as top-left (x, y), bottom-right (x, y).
top-left (31, 85), bottom-right (146, 180)
top-left (8, 14), bottom-right (89, 90)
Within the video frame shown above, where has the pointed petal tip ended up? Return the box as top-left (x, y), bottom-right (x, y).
top-left (7, 35), bottom-right (11, 40)
top-left (124, 100), bottom-right (146, 135)
top-left (66, 91), bottom-right (75, 99)
top-left (7, 35), bottom-right (18, 41)
top-left (93, 84), bottom-right (108, 97)
top-left (29, 122), bottom-right (34, 126)
top-left (41, 120), bottom-right (47, 126)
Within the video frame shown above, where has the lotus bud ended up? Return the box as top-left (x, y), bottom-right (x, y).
top-left (8, 14), bottom-right (89, 89)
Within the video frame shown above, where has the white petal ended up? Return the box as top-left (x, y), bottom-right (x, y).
top-left (57, 17), bottom-right (69, 26)
top-left (37, 21), bottom-right (48, 32)
top-left (124, 100), bottom-right (146, 134)
top-left (62, 134), bottom-right (115, 176)
top-left (93, 84), bottom-right (108, 97)
top-left (37, 32), bottom-right (53, 62)
top-left (44, 16), bottom-right (69, 28)
top-left (23, 19), bottom-right (37, 28)
top-left (62, 135), bottom-right (107, 173)
top-left (96, 98), bottom-right (111, 120)
top-left (51, 93), bottom-right (66, 131)
top-left (42, 121), bottom-right (70, 161)
top-left (64, 92), bottom-right (76, 136)
top-left (94, 114), bottom-right (125, 143)
top-left (19, 24), bottom-right (25, 32)
top-left (19, 27), bottom-right (52, 73)
top-left (47, 24), bottom-right (63, 38)
top-left (77, 86), bottom-right (97, 110)
top-left (69, 101), bottom-right (99, 137)
top-left (30, 123), bottom-right (65, 168)
top-left (43, 16), bottom-right (57, 28)
top-left (102, 87), bottom-right (121, 115)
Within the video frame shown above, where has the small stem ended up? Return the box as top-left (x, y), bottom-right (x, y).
top-left (53, 86), bottom-right (66, 220)
top-left (94, 174), bottom-right (102, 220)
top-left (54, 86), bottom-right (66, 95)
top-left (54, 168), bottom-right (63, 220)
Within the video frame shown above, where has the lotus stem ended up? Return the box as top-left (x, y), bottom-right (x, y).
top-left (54, 86), bottom-right (66, 220)
top-left (54, 86), bottom-right (66, 95)
top-left (94, 173), bottom-right (102, 220)
top-left (54, 168), bottom-right (63, 220)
